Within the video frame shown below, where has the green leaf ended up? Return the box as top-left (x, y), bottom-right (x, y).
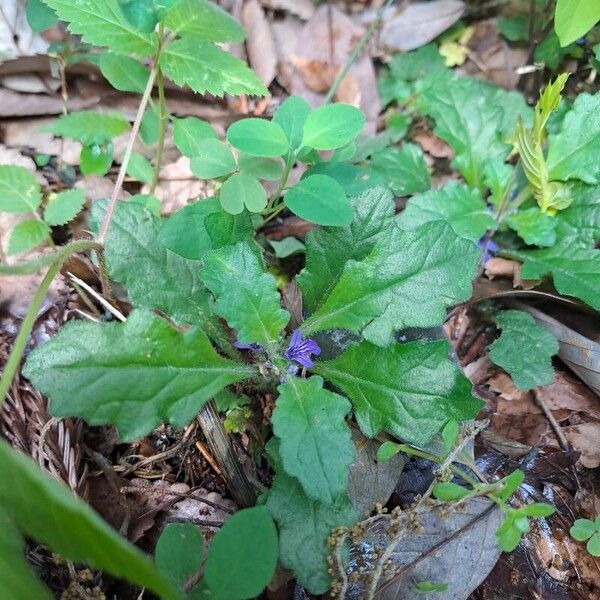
top-left (80, 142), bottom-right (114, 176)
top-left (496, 470), bottom-right (524, 502)
top-left (23, 310), bottom-right (254, 440)
top-left (414, 581), bottom-right (449, 593)
top-left (588, 532), bottom-right (600, 556)
top-left (172, 117), bottom-right (217, 157)
top-left (316, 340), bottom-right (482, 444)
top-left (554, 183), bottom-right (600, 246)
top-left (505, 207), bottom-right (557, 247)
top-left (99, 52), bottom-right (149, 93)
top-left (0, 165), bottom-right (42, 213)
top-left (91, 201), bottom-right (211, 325)
top-left (226, 118), bottom-right (289, 158)
top-left (496, 522), bottom-right (522, 552)
top-left (284, 174), bottom-right (352, 227)
top-left (189, 139), bottom-right (236, 179)
top-left (159, 38), bottom-right (267, 97)
top-left (555, 0), bottom-right (600, 46)
top-left (510, 243), bottom-right (600, 310)
top-left (267, 470), bottom-right (357, 594)
top-left (521, 503), bottom-right (555, 518)
top-left (140, 106), bottom-right (160, 145)
top-left (302, 104), bottom-right (365, 150)
top-left (547, 93), bottom-right (600, 184)
top-left (376, 441), bottom-right (401, 463)
top-left (200, 242), bottom-right (290, 349)
top-left (119, 0), bottom-right (158, 33)
top-left (0, 439), bottom-right (177, 599)
top-left (43, 111), bottom-right (129, 143)
top-left (44, 188), bottom-right (86, 226)
top-left (237, 153), bottom-right (283, 181)
top-left (8, 219), bottom-right (50, 255)
top-left (484, 160), bottom-right (513, 207)
top-left (156, 523), bottom-right (203, 593)
top-left (534, 29), bottom-right (582, 70)
top-left (497, 15), bottom-right (529, 41)
top-left (489, 310), bottom-right (559, 391)
top-left (26, 0), bottom-right (58, 32)
top-left (204, 506), bottom-right (278, 600)
top-left (298, 186), bottom-right (395, 313)
top-left (370, 144), bottom-right (431, 196)
top-left (0, 511), bottom-right (52, 600)
top-left (160, 198), bottom-right (252, 260)
top-left (272, 376), bottom-right (354, 504)
top-left (397, 181), bottom-right (494, 242)
top-left (130, 193), bottom-right (161, 215)
top-left (127, 152), bottom-right (155, 185)
top-left (273, 95), bottom-right (312, 151)
top-left (432, 482), bottom-right (471, 501)
top-left (305, 162), bottom-right (386, 196)
top-left (219, 173), bottom-right (267, 214)
top-left (39, 0), bottom-right (156, 55)
top-left (303, 222), bottom-right (480, 347)
top-left (389, 43), bottom-right (446, 82)
top-left (164, 0), bottom-right (245, 42)
top-left (268, 237), bottom-right (305, 258)
top-left (442, 419), bottom-right (459, 453)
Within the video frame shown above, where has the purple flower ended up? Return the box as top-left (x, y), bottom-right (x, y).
top-left (478, 238), bottom-right (499, 263)
top-left (284, 330), bottom-right (321, 369)
top-left (233, 340), bottom-right (264, 352)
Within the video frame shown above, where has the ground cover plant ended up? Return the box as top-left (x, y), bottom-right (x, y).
top-left (0, 0), bottom-right (599, 598)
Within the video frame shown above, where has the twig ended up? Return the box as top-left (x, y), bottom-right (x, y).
top-left (195, 440), bottom-right (222, 476)
top-left (98, 64), bottom-right (158, 244)
top-left (67, 272), bottom-right (126, 322)
top-left (534, 389), bottom-right (569, 450)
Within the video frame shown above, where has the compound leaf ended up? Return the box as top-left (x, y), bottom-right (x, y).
top-left (302, 104), bottom-right (365, 151)
top-left (44, 189), bottom-right (86, 226)
top-left (273, 95), bottom-right (312, 151)
top-left (489, 310), bottom-right (559, 390)
top-left (42, 111), bottom-right (130, 144)
top-left (397, 181), bottom-right (495, 242)
top-left (226, 118), bottom-right (289, 158)
top-left (219, 172), bottom-right (267, 214)
top-left (272, 376), bottom-right (355, 504)
top-left (99, 52), bottom-right (149, 93)
top-left (23, 310), bottom-right (255, 440)
top-left (0, 165), bottom-right (42, 213)
top-left (172, 117), bottom-right (217, 157)
top-left (189, 139), bottom-right (236, 179)
top-left (200, 241), bottom-right (289, 349)
top-left (303, 222), bottom-right (480, 347)
top-left (316, 340), bottom-right (482, 444)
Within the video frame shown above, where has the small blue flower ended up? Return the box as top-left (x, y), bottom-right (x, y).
top-left (284, 329), bottom-right (321, 369)
top-left (233, 340), bottom-right (264, 352)
top-left (478, 238), bottom-right (499, 263)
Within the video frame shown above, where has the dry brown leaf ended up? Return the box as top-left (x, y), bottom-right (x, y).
top-left (413, 130), bottom-right (454, 159)
top-left (555, 423), bottom-right (600, 468)
top-left (485, 257), bottom-right (523, 287)
top-left (0, 0), bottom-right (48, 60)
top-left (260, 0), bottom-right (315, 20)
top-left (536, 371), bottom-right (600, 421)
top-left (243, 0), bottom-right (277, 87)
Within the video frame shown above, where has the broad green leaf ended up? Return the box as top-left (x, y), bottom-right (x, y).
top-left (172, 117), bottom-right (217, 157)
top-left (497, 15), bottom-right (529, 41)
top-left (8, 219), bottom-right (50, 255)
top-left (140, 106), bottom-right (161, 145)
top-left (505, 207), bottom-right (557, 247)
top-left (268, 237), bottom-right (305, 258)
top-left (376, 441), bottom-right (402, 463)
top-left (0, 165), bottom-right (42, 213)
top-left (204, 506), bottom-right (278, 600)
top-left (370, 143), bottom-right (431, 196)
top-left (521, 503), bottom-right (555, 518)
top-left (511, 243), bottom-right (600, 310)
top-left (284, 174), bottom-right (352, 226)
top-left (200, 242), bottom-right (290, 349)
top-left (80, 142), bottom-right (114, 176)
top-left (127, 152), bottom-right (155, 185)
top-left (160, 38), bottom-right (267, 97)
top-left (305, 162), bottom-right (386, 196)
top-left (489, 310), bottom-right (558, 391)
top-left (189, 139), bottom-right (236, 179)
top-left (483, 160), bottom-right (513, 206)
top-left (534, 29), bottom-right (582, 70)
top-left (39, 0), bottom-right (156, 55)
top-left (397, 182), bottom-right (495, 242)
top-left (91, 201), bottom-right (211, 325)
top-left (555, 0), bottom-right (600, 46)
top-left (272, 376), bottom-right (355, 504)
top-left (267, 470), bottom-right (357, 594)
top-left (130, 193), bottom-right (161, 215)
top-left (26, 0), bottom-right (58, 32)
top-left (160, 198), bottom-right (253, 260)
top-left (237, 153), bottom-right (283, 181)
top-left (0, 440), bottom-right (178, 599)
top-left (273, 95), bottom-right (312, 151)
top-left (43, 111), bottom-right (129, 143)
top-left (119, 0), bottom-right (158, 33)
top-left (547, 93), bottom-right (600, 184)
top-left (554, 183), bottom-right (600, 246)
top-left (298, 186), bottom-right (395, 313)
top-left (99, 52), bottom-right (149, 93)
top-left (156, 523), bottom-right (203, 593)
top-left (0, 511), bottom-right (52, 600)
top-left (303, 222), bottom-right (480, 347)
top-left (302, 104), bottom-right (365, 150)
top-left (164, 0), bottom-right (245, 42)
top-left (433, 482), bottom-right (471, 501)
top-left (389, 43), bottom-right (446, 82)
top-left (570, 519), bottom-right (596, 541)
top-left (226, 118), bottom-right (289, 157)
top-left (316, 340), bottom-right (482, 444)
top-left (44, 188), bottom-right (86, 226)
top-left (23, 310), bottom-right (255, 440)
top-left (219, 172), bottom-right (267, 214)
top-left (587, 532), bottom-right (600, 556)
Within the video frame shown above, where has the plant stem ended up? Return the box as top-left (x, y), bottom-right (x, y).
top-left (151, 23), bottom-right (168, 194)
top-left (98, 62), bottom-right (158, 244)
top-left (323, 0), bottom-right (396, 105)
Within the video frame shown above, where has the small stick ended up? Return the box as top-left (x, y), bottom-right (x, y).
top-left (68, 272), bottom-right (126, 322)
top-left (534, 389), bottom-right (569, 450)
top-left (195, 440), bottom-right (222, 476)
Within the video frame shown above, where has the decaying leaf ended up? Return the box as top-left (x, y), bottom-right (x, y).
top-left (242, 0), bottom-right (277, 87)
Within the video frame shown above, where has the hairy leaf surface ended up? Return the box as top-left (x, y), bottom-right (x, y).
top-left (554, 183), bottom-right (600, 246)
top-left (505, 207), bottom-right (557, 247)
top-left (316, 340), bottom-right (482, 444)
top-left (370, 143), bottom-right (431, 197)
top-left (23, 310), bottom-right (255, 440)
top-left (42, 111), bottom-right (130, 143)
top-left (0, 165), bottom-right (42, 213)
top-left (272, 376), bottom-right (355, 504)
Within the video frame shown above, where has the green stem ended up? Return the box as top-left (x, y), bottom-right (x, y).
top-left (151, 23), bottom-right (168, 194)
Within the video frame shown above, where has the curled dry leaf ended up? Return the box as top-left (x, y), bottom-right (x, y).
top-left (485, 257), bottom-right (523, 287)
top-left (242, 0), bottom-right (277, 87)
top-left (413, 130), bottom-right (454, 159)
